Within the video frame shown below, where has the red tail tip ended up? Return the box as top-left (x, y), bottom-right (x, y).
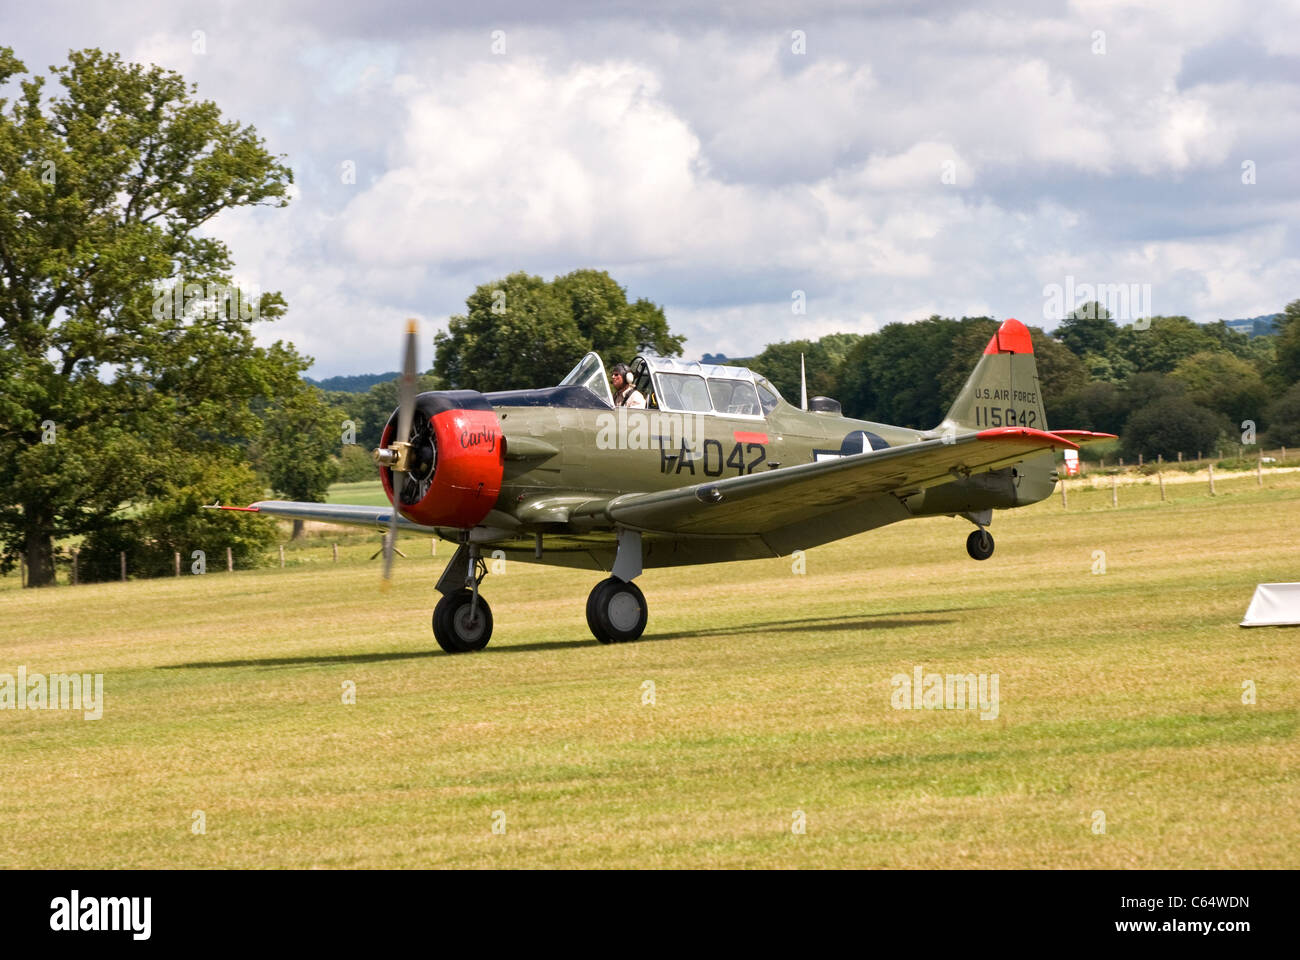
top-left (983, 317), bottom-right (1034, 355)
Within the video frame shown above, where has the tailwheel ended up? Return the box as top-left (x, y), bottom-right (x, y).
top-left (966, 529), bottom-right (994, 561)
top-left (433, 588), bottom-right (493, 653)
top-left (586, 577), bottom-right (648, 644)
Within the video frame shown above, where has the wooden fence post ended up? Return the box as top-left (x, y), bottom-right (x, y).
top-left (119, 551), bottom-right (126, 582)
top-left (280, 545), bottom-right (285, 568)
top-left (1111, 475), bottom-right (1118, 507)
top-left (333, 543), bottom-right (339, 563)
top-left (1158, 470), bottom-right (1166, 501)
top-left (174, 551), bottom-right (181, 576)
top-left (1060, 478), bottom-right (1068, 508)
top-left (71, 550), bottom-right (78, 586)
top-left (1208, 463), bottom-right (1216, 496)
top-left (226, 547), bottom-right (233, 572)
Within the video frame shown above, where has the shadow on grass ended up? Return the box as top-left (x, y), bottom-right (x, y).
top-left (160, 639), bottom-right (599, 669)
top-left (161, 609), bottom-right (969, 670)
top-left (641, 609), bottom-right (966, 642)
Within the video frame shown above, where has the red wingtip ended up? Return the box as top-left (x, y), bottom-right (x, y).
top-left (1051, 430), bottom-right (1118, 443)
top-left (977, 426), bottom-right (1079, 450)
top-left (983, 317), bottom-right (1034, 355)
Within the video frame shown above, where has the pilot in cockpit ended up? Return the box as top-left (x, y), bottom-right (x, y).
top-left (610, 363), bottom-right (647, 408)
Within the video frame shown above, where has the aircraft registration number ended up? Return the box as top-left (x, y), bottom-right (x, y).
top-left (656, 436), bottom-right (767, 476)
top-left (973, 406), bottom-right (1038, 428)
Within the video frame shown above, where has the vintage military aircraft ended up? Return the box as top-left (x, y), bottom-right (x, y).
top-left (213, 317), bottom-right (1112, 652)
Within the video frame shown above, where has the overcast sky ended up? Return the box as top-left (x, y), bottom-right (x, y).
top-left (6, 0), bottom-right (1299, 376)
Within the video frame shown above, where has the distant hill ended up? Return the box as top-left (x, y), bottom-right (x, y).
top-left (1220, 314), bottom-right (1281, 338)
top-left (305, 372), bottom-right (398, 393)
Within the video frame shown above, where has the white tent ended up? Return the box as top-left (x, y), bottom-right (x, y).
top-left (1240, 583), bottom-right (1300, 627)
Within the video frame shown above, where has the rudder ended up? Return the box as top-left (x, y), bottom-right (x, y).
top-left (937, 317), bottom-right (1048, 435)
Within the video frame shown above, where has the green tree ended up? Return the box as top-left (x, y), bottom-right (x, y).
top-left (1121, 396), bottom-right (1227, 462)
top-left (1054, 302), bottom-right (1118, 357)
top-left (1169, 351), bottom-right (1270, 427)
top-left (254, 386), bottom-right (346, 538)
top-left (1109, 316), bottom-right (1217, 374)
top-left (336, 373), bottom-right (442, 451)
top-left (1275, 298), bottom-right (1300, 385)
top-left (77, 459), bottom-right (275, 582)
top-left (748, 335), bottom-right (837, 400)
top-left (858, 316), bottom-right (965, 427)
top-left (434, 270), bottom-right (682, 391)
top-left (554, 268), bottom-right (684, 364)
top-left (0, 47), bottom-right (297, 586)
top-left (1027, 327), bottom-right (1090, 426)
top-left (836, 333), bottom-right (879, 420)
top-left (1263, 382), bottom-right (1300, 447)
top-left (1054, 381), bottom-right (1128, 435)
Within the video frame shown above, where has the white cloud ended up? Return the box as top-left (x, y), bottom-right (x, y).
top-left (4, 0), bottom-right (1297, 375)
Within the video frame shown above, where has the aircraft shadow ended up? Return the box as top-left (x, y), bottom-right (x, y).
top-left (641, 610), bottom-right (964, 642)
top-left (160, 609), bottom-right (967, 670)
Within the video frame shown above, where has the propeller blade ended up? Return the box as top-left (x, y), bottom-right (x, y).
top-left (382, 319), bottom-right (420, 590)
top-left (396, 318), bottom-right (418, 449)
top-left (381, 475), bottom-right (402, 588)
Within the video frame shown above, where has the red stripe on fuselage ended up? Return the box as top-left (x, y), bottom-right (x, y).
top-left (734, 431), bottom-right (768, 444)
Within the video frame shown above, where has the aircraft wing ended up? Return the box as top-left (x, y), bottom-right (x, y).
top-left (589, 427), bottom-right (1084, 536)
top-left (206, 500), bottom-right (438, 532)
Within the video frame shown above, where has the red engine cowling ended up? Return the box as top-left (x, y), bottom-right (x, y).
top-left (378, 390), bottom-right (505, 528)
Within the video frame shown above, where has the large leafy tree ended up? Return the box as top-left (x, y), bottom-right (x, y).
top-left (434, 269), bottom-right (683, 391)
top-left (254, 386), bottom-right (347, 539)
top-left (0, 48), bottom-right (298, 585)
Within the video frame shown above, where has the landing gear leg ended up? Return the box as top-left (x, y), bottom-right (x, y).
top-left (587, 529), bottom-right (648, 644)
top-left (962, 509), bottom-right (994, 561)
top-left (432, 542), bottom-right (493, 652)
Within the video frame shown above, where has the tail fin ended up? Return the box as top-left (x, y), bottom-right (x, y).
top-left (938, 317), bottom-right (1048, 435)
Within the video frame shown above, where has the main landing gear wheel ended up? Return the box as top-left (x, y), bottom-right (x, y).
top-left (433, 588), bottom-right (493, 653)
top-left (966, 529), bottom-right (995, 561)
top-left (586, 577), bottom-right (648, 644)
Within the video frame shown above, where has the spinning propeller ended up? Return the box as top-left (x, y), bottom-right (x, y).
top-left (373, 319), bottom-right (420, 589)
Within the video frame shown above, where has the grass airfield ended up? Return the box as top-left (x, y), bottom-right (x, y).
top-left (2, 472), bottom-right (1297, 868)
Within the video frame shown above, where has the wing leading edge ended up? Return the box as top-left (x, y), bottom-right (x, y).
top-left (206, 500), bottom-right (438, 532)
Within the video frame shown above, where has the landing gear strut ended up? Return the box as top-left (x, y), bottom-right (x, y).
top-left (586, 528), bottom-right (648, 644)
top-left (432, 543), bottom-right (493, 652)
top-left (966, 528), bottom-right (995, 561)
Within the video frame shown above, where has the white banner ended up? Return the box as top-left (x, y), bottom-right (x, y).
top-left (1240, 583), bottom-right (1300, 627)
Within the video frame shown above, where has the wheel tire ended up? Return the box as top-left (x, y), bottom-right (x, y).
top-left (966, 529), bottom-right (995, 561)
top-left (432, 589), bottom-right (493, 653)
top-left (586, 577), bottom-right (647, 644)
